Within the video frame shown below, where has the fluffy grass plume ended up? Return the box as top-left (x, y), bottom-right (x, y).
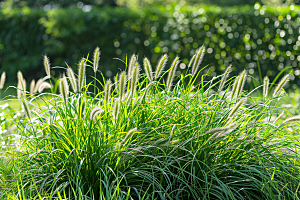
top-left (128, 54), bottom-right (136, 78)
top-left (0, 71), bottom-right (6, 89)
top-left (187, 54), bottom-right (196, 70)
top-left (33, 78), bottom-right (43, 94)
top-left (231, 75), bottom-right (239, 100)
top-left (17, 71), bottom-right (26, 98)
top-left (154, 54), bottom-right (168, 80)
top-left (235, 70), bottom-right (247, 98)
top-left (282, 116), bottom-right (300, 124)
top-left (263, 76), bottom-right (269, 98)
top-left (30, 79), bottom-right (35, 95)
top-left (218, 65), bottom-right (232, 91)
top-left (104, 79), bottom-right (112, 104)
top-left (119, 72), bottom-right (127, 101)
top-left (21, 97), bottom-right (31, 119)
top-left (90, 107), bottom-right (104, 120)
top-left (38, 82), bottom-right (51, 93)
top-left (66, 67), bottom-right (77, 93)
top-left (43, 55), bottom-right (51, 78)
top-left (166, 56), bottom-right (179, 92)
top-left (59, 74), bottom-right (69, 105)
top-left (273, 74), bottom-right (289, 97)
top-left (130, 62), bottom-right (140, 97)
top-left (78, 58), bottom-right (86, 91)
top-left (228, 97), bottom-right (245, 118)
top-left (191, 45), bottom-right (205, 77)
top-left (93, 47), bottom-right (100, 73)
top-left (143, 57), bottom-right (153, 81)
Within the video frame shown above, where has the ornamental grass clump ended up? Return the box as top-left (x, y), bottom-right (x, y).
top-left (2, 46), bottom-right (300, 199)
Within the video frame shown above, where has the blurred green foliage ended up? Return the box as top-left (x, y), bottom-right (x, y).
top-left (1, 4), bottom-right (300, 88)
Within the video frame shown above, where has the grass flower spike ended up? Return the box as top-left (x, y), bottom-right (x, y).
top-left (143, 57), bottom-right (153, 81)
top-left (43, 55), bottom-right (51, 78)
top-left (218, 65), bottom-right (232, 91)
top-left (104, 79), bottom-right (112, 104)
top-left (166, 56), bottom-right (179, 92)
top-left (59, 74), bottom-right (69, 105)
top-left (30, 79), bottom-right (35, 95)
top-left (0, 71), bottom-right (6, 89)
top-left (263, 76), bottom-right (269, 98)
top-left (282, 116), bottom-right (300, 124)
top-left (90, 107), bottom-right (104, 120)
top-left (93, 47), bottom-right (100, 73)
top-left (228, 98), bottom-right (245, 118)
top-left (33, 78), bottom-right (43, 94)
top-left (154, 54), bottom-right (168, 80)
top-left (191, 46), bottom-right (205, 77)
top-left (38, 82), bottom-right (51, 93)
top-left (119, 72), bottom-right (127, 101)
top-left (21, 97), bottom-right (31, 119)
top-left (17, 71), bottom-right (26, 98)
top-left (78, 58), bottom-right (86, 91)
top-left (231, 75), bottom-right (239, 100)
top-left (235, 70), bottom-right (247, 98)
top-left (128, 54), bottom-right (136, 78)
top-left (273, 74), bottom-right (289, 97)
top-left (130, 62), bottom-right (140, 97)
top-left (66, 67), bottom-right (77, 93)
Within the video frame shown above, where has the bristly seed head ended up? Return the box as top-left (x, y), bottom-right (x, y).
top-left (130, 62), bottom-right (140, 97)
top-left (282, 116), bottom-right (300, 125)
top-left (273, 74), bottom-right (289, 97)
top-left (143, 57), bottom-right (153, 81)
top-left (21, 97), bottom-right (31, 120)
top-left (93, 47), bottom-right (101, 73)
top-left (166, 56), bottom-right (179, 92)
top-left (128, 54), bottom-right (136, 78)
top-left (113, 98), bottom-right (120, 122)
top-left (30, 79), bottom-right (35, 95)
top-left (218, 65), bottom-right (232, 91)
top-left (191, 46), bottom-right (205, 77)
top-left (17, 71), bottom-right (26, 98)
top-left (43, 55), bottom-right (51, 78)
top-left (33, 78), bottom-right (44, 94)
top-left (119, 72), bottom-right (127, 101)
top-left (231, 75), bottom-right (239, 100)
top-left (263, 76), bottom-right (269, 98)
top-left (66, 67), bottom-right (77, 93)
top-left (154, 54), bottom-right (168, 80)
top-left (228, 98), bottom-right (246, 118)
top-left (59, 74), bottom-right (69, 105)
top-left (38, 82), bottom-right (51, 93)
top-left (104, 79), bottom-right (112, 104)
top-left (90, 106), bottom-right (104, 120)
top-left (0, 71), bottom-right (6, 89)
top-left (235, 70), bottom-right (247, 98)
top-left (187, 54), bottom-right (196, 70)
top-left (78, 58), bottom-right (86, 92)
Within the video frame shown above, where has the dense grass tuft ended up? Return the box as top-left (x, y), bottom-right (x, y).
top-left (1, 47), bottom-right (300, 199)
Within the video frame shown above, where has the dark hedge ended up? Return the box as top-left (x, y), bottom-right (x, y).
top-left (1, 4), bottom-right (300, 88)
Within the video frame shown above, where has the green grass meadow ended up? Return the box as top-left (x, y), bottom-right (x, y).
top-left (0, 46), bottom-right (300, 199)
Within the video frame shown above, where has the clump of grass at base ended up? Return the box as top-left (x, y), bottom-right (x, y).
top-left (1, 46), bottom-right (300, 200)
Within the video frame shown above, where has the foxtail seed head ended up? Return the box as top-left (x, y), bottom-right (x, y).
top-left (123, 127), bottom-right (137, 142)
top-left (78, 58), bottom-right (86, 91)
top-left (231, 75), bottom-right (239, 100)
top-left (154, 54), bottom-right (168, 80)
top-left (0, 71), bottom-right (6, 89)
top-left (143, 57), bottom-right (153, 81)
top-left (166, 56), bottom-right (179, 92)
top-left (43, 55), bottom-right (51, 78)
top-left (21, 97), bottom-right (31, 119)
top-left (114, 98), bottom-right (120, 121)
top-left (282, 116), bottom-right (300, 125)
top-left (273, 111), bottom-right (284, 124)
top-left (235, 70), bottom-right (247, 98)
top-left (17, 71), bottom-right (26, 98)
top-left (273, 74), bottom-right (289, 97)
top-left (191, 46), bottom-right (205, 77)
top-left (187, 54), bottom-right (196, 70)
top-left (66, 67), bottom-right (77, 93)
top-left (218, 65), bottom-right (232, 91)
top-left (263, 76), bottom-right (269, 98)
top-left (30, 80), bottom-right (35, 95)
top-left (128, 54), bottom-right (136, 78)
top-left (33, 78), bottom-right (43, 94)
top-left (93, 47), bottom-right (101, 73)
top-left (119, 72), bottom-right (127, 101)
top-left (228, 98), bottom-right (245, 118)
top-left (90, 106), bottom-right (104, 120)
top-left (59, 74), bottom-right (69, 105)
top-left (130, 62), bottom-right (140, 97)
top-left (38, 82), bottom-right (51, 93)
top-left (104, 79), bottom-right (112, 104)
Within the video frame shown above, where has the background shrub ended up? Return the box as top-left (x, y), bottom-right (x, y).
top-left (1, 4), bottom-right (300, 89)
